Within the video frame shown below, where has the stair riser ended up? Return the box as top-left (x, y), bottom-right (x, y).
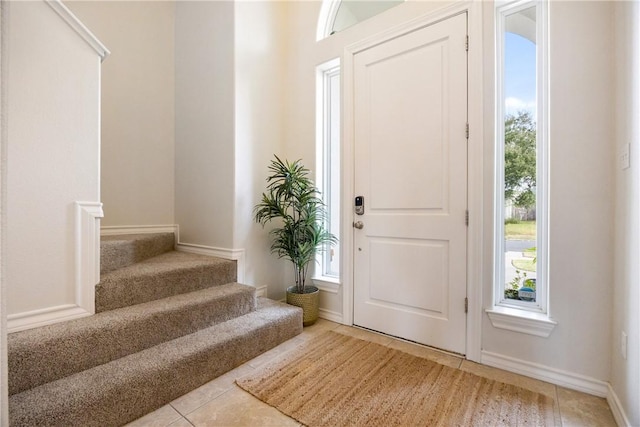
top-left (9, 303), bottom-right (303, 427)
top-left (96, 261), bottom-right (237, 312)
top-left (9, 284), bottom-right (255, 395)
top-left (101, 233), bottom-right (175, 274)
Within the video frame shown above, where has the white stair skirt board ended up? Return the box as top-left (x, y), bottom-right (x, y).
top-left (176, 243), bottom-right (246, 285)
top-left (481, 350), bottom-right (609, 398)
top-left (8, 202), bottom-right (103, 333)
top-left (7, 305), bottom-right (92, 333)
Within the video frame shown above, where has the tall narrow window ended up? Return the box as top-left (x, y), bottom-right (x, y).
top-left (495, 1), bottom-right (548, 314)
top-left (316, 59), bottom-right (341, 282)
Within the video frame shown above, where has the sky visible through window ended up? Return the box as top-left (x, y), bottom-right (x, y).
top-left (503, 29), bottom-right (538, 303)
top-left (504, 32), bottom-right (536, 117)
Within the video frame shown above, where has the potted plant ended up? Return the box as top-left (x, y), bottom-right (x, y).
top-left (254, 155), bottom-right (337, 326)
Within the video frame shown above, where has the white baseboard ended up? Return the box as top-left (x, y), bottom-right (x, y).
top-left (319, 307), bottom-right (343, 324)
top-left (176, 242), bottom-right (246, 283)
top-left (8, 304), bottom-right (91, 333)
top-left (255, 285), bottom-right (267, 298)
top-left (481, 350), bottom-right (609, 397)
top-left (607, 383), bottom-right (632, 427)
top-left (100, 224), bottom-right (178, 236)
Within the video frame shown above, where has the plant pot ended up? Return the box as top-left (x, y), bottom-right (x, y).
top-left (286, 285), bottom-right (319, 326)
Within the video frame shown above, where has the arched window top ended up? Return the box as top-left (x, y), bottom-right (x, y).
top-left (505, 4), bottom-right (536, 43)
top-left (317, 0), bottom-right (404, 41)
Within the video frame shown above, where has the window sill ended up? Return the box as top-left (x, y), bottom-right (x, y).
top-left (486, 306), bottom-right (557, 338)
top-left (312, 277), bottom-right (341, 294)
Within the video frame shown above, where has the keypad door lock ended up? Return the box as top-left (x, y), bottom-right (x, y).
top-left (355, 196), bottom-right (364, 215)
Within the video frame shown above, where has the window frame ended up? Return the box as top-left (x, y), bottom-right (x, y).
top-left (314, 58), bottom-right (341, 286)
top-left (494, 0), bottom-right (550, 315)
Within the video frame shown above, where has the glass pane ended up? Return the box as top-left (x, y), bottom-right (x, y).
top-left (503, 6), bottom-right (537, 302)
top-left (325, 71), bottom-right (340, 277)
top-left (331, 1), bottom-right (403, 35)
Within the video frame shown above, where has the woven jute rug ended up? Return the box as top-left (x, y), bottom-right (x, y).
top-left (236, 331), bottom-right (555, 426)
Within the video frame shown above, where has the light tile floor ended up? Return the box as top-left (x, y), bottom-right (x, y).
top-left (126, 319), bottom-right (617, 427)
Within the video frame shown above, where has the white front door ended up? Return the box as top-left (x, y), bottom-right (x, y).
top-left (352, 13), bottom-right (468, 354)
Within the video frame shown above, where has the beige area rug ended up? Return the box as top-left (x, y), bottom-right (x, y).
top-left (236, 331), bottom-right (555, 426)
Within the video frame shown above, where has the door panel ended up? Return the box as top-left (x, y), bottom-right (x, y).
top-left (369, 238), bottom-right (448, 313)
top-left (353, 13), bottom-right (468, 354)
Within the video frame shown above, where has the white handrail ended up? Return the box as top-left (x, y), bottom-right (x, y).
top-left (45, 0), bottom-right (110, 62)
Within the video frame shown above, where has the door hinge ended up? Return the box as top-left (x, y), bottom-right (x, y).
top-left (465, 35), bottom-right (469, 52)
top-left (465, 123), bottom-right (469, 139)
top-left (465, 210), bottom-right (469, 226)
top-left (465, 297), bottom-right (469, 313)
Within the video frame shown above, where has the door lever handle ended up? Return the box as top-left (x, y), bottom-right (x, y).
top-left (353, 221), bottom-right (364, 229)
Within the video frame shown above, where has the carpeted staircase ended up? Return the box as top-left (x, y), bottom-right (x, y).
top-left (8, 233), bottom-right (302, 426)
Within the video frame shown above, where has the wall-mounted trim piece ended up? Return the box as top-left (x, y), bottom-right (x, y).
top-left (76, 202), bottom-right (103, 315)
top-left (607, 383), bottom-right (632, 427)
top-left (8, 202), bottom-right (103, 333)
top-left (101, 224), bottom-right (178, 236)
top-left (316, 0), bottom-right (341, 41)
top-left (312, 277), bottom-right (340, 295)
top-left (481, 350), bottom-right (609, 398)
top-left (176, 242), bottom-right (246, 284)
top-left (7, 304), bottom-right (91, 333)
top-left (45, 0), bottom-right (110, 61)
top-left (319, 307), bottom-right (343, 324)
top-left (255, 285), bottom-right (268, 298)
top-left (486, 306), bottom-right (557, 337)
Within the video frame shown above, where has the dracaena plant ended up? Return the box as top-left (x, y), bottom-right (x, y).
top-left (254, 156), bottom-right (337, 294)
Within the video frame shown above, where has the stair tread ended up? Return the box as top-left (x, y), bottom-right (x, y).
top-left (9, 298), bottom-right (303, 427)
top-left (9, 282), bottom-right (257, 395)
top-left (100, 233), bottom-right (175, 274)
top-left (100, 250), bottom-right (231, 279)
top-left (96, 251), bottom-right (237, 312)
top-left (101, 233), bottom-right (173, 243)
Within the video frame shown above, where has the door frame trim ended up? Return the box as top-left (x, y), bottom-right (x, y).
top-left (341, 0), bottom-right (484, 362)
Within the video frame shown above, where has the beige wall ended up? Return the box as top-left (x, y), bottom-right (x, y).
top-left (68, 1), bottom-right (175, 227)
top-left (6, 1), bottom-right (101, 313)
top-left (481, 1), bottom-right (614, 382)
top-left (612, 1), bottom-right (640, 425)
top-left (234, 1), bottom-right (289, 297)
top-left (174, 1), bottom-right (235, 248)
top-left (1, 1), bottom-right (9, 422)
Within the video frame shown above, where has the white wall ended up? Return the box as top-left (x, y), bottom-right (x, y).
top-left (6, 1), bottom-right (101, 316)
top-left (67, 1), bottom-right (175, 227)
top-left (481, 1), bottom-right (614, 385)
top-left (0, 0), bottom-right (8, 422)
top-left (611, 1), bottom-right (640, 425)
top-left (174, 1), bottom-right (235, 248)
top-left (234, 1), bottom-right (289, 298)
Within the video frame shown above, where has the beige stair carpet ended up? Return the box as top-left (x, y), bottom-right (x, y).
top-left (237, 331), bottom-right (555, 426)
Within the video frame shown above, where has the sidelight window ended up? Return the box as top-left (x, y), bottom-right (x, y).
top-left (495, 0), bottom-right (549, 314)
top-left (315, 59), bottom-right (341, 282)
